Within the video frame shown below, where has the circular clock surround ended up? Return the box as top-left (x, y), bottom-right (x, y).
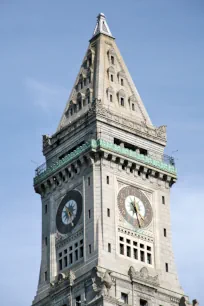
top-left (118, 186), bottom-right (153, 229)
top-left (56, 190), bottom-right (82, 234)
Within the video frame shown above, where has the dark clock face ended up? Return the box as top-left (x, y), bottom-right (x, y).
top-left (56, 190), bottom-right (82, 234)
top-left (118, 186), bottom-right (153, 229)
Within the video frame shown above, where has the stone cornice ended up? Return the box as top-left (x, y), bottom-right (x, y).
top-left (34, 139), bottom-right (176, 189)
top-left (44, 99), bottom-right (167, 155)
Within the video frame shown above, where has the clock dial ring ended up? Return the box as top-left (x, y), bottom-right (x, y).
top-left (56, 190), bottom-right (82, 234)
top-left (118, 186), bottom-right (152, 228)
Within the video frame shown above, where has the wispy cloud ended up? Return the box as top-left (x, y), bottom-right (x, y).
top-left (25, 77), bottom-right (69, 113)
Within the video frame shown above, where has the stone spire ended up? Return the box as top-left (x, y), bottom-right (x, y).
top-left (92, 13), bottom-right (113, 38)
top-left (57, 13), bottom-right (152, 132)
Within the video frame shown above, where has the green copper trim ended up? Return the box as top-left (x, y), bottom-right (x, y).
top-left (95, 139), bottom-right (176, 175)
top-left (34, 139), bottom-right (176, 185)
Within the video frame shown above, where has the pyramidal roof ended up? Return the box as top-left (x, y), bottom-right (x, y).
top-left (57, 13), bottom-right (152, 131)
top-left (93, 13), bottom-right (113, 38)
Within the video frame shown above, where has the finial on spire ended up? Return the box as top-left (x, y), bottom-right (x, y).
top-left (92, 13), bottom-right (113, 38)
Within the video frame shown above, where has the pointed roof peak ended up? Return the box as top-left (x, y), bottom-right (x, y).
top-left (92, 13), bottom-right (113, 39)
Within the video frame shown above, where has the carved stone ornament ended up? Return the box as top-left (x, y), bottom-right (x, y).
top-left (192, 299), bottom-right (199, 306)
top-left (179, 296), bottom-right (187, 306)
top-left (91, 266), bottom-right (113, 296)
top-left (128, 266), bottom-right (159, 287)
top-left (43, 134), bottom-right (51, 149)
top-left (50, 270), bottom-right (76, 288)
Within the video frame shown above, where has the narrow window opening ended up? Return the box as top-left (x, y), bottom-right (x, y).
top-left (140, 243), bottom-right (144, 249)
top-left (133, 241), bottom-right (137, 246)
top-left (89, 244), bottom-right (92, 254)
top-left (121, 293), bottom-right (128, 304)
top-left (133, 248), bottom-right (138, 259)
top-left (80, 246), bottom-right (84, 258)
top-left (120, 243), bottom-right (124, 255)
top-left (64, 249), bottom-right (67, 254)
top-left (106, 176), bottom-right (109, 184)
top-left (140, 299), bottom-right (148, 306)
top-left (111, 56), bottom-right (114, 65)
top-left (147, 246), bottom-right (151, 251)
top-left (111, 74), bottom-right (114, 82)
top-left (69, 253), bottom-right (73, 264)
top-left (75, 249), bottom-right (78, 261)
top-left (64, 256), bottom-right (68, 267)
top-left (140, 250), bottom-right (145, 262)
top-left (44, 271), bottom-right (47, 281)
top-left (119, 236), bottom-right (124, 242)
top-left (132, 103), bottom-right (135, 111)
top-left (147, 253), bottom-right (152, 264)
top-left (88, 177), bottom-right (90, 185)
top-left (108, 243), bottom-right (111, 253)
top-left (76, 296), bottom-right (81, 306)
top-left (59, 259), bottom-right (62, 270)
top-left (107, 208), bottom-right (110, 217)
top-left (88, 57), bottom-right (92, 67)
top-left (88, 209), bottom-right (91, 219)
top-left (70, 108), bottom-right (73, 116)
top-left (126, 239), bottom-right (130, 244)
top-left (165, 263), bottom-right (169, 272)
top-left (45, 237), bottom-right (47, 246)
top-left (45, 204), bottom-right (48, 214)
top-left (121, 78), bottom-right (124, 86)
top-left (110, 94), bottom-right (113, 102)
top-left (78, 100), bottom-right (82, 110)
top-left (164, 228), bottom-right (167, 237)
top-left (59, 252), bottom-right (62, 258)
top-left (127, 246), bottom-right (131, 257)
top-left (162, 196), bottom-right (165, 204)
top-left (120, 97), bottom-right (124, 106)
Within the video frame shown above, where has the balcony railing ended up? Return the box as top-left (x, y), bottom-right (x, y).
top-left (34, 139), bottom-right (176, 185)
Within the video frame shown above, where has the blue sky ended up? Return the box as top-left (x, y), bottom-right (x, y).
top-left (0, 1), bottom-right (204, 305)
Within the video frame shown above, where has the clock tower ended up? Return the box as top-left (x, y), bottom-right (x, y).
top-left (32, 13), bottom-right (198, 306)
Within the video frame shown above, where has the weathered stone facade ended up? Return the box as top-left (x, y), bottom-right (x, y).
top-left (31, 13), bottom-right (198, 306)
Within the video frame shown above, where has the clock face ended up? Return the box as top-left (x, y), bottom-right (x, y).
top-left (118, 186), bottom-right (153, 229)
top-left (56, 190), bottom-right (82, 234)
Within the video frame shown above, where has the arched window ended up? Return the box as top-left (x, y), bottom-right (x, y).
top-left (106, 87), bottom-right (114, 102)
top-left (117, 89), bottom-right (126, 107)
top-left (107, 66), bottom-right (115, 82)
top-left (118, 70), bottom-right (126, 86)
top-left (107, 48), bottom-right (116, 65)
top-left (129, 95), bottom-right (138, 112)
top-left (86, 88), bottom-right (93, 104)
top-left (87, 68), bottom-right (93, 84)
top-left (77, 93), bottom-right (84, 111)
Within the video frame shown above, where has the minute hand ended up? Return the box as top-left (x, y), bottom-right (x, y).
top-left (133, 199), bottom-right (141, 227)
top-left (135, 201), bottom-right (144, 221)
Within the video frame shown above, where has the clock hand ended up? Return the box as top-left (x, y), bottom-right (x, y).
top-left (135, 201), bottom-right (144, 221)
top-left (64, 206), bottom-right (74, 226)
top-left (133, 198), bottom-right (141, 228)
